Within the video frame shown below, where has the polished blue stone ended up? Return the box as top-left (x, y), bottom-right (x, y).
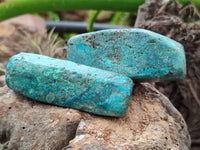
top-left (6, 53), bottom-right (133, 117)
top-left (67, 29), bottom-right (186, 80)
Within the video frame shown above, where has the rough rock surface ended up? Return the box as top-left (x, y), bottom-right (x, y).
top-left (0, 76), bottom-right (190, 150)
top-left (6, 53), bottom-right (133, 117)
top-left (0, 14), bottom-right (46, 58)
top-left (135, 0), bottom-right (200, 143)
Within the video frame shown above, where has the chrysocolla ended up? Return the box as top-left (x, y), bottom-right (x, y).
top-left (67, 29), bottom-right (186, 80)
top-left (6, 53), bottom-right (134, 117)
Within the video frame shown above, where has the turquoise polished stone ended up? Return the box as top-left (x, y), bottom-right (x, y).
top-left (6, 53), bottom-right (133, 117)
top-left (67, 29), bottom-right (186, 80)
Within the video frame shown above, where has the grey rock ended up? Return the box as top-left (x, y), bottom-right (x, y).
top-left (0, 76), bottom-right (191, 150)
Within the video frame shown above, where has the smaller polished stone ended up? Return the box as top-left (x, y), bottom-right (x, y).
top-left (67, 29), bottom-right (186, 80)
top-left (6, 53), bottom-right (134, 117)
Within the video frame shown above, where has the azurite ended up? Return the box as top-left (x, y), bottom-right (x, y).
top-left (67, 29), bottom-right (186, 80)
top-left (6, 53), bottom-right (133, 117)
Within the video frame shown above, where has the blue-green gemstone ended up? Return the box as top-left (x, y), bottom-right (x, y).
top-left (67, 29), bottom-right (186, 80)
top-left (6, 53), bottom-right (133, 117)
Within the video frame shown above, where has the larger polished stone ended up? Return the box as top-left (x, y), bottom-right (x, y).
top-left (6, 53), bottom-right (133, 117)
top-left (67, 29), bottom-right (186, 80)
